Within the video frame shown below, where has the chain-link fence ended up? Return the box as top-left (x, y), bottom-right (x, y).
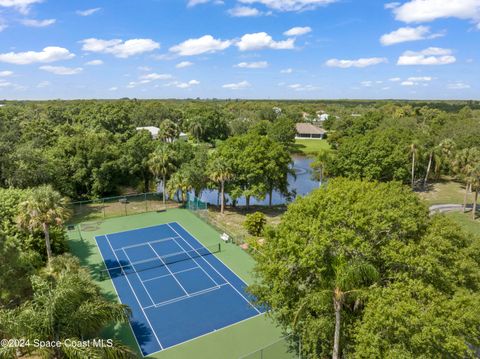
top-left (186, 193), bottom-right (247, 245)
top-left (69, 192), bottom-right (180, 223)
top-left (239, 335), bottom-right (301, 359)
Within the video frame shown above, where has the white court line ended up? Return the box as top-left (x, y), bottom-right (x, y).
top-left (141, 266), bottom-right (199, 284)
top-left (94, 236), bottom-right (146, 357)
top-left (148, 243), bottom-right (190, 296)
top-left (168, 223), bottom-right (261, 315)
top-left (104, 234), bottom-right (164, 351)
top-left (121, 248), bottom-right (156, 306)
top-left (142, 283), bottom-right (228, 310)
top-left (144, 312), bottom-right (266, 357)
top-left (171, 237), bottom-right (221, 287)
top-left (116, 235), bottom-right (182, 251)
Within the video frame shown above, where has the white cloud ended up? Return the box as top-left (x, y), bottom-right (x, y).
top-left (235, 61), bottom-right (268, 68)
top-left (391, 0), bottom-right (480, 26)
top-left (187, 0), bottom-right (212, 7)
top-left (173, 79), bottom-right (200, 88)
top-left (81, 38), bottom-right (160, 58)
top-left (385, 2), bottom-right (400, 9)
top-left (222, 80), bottom-right (251, 89)
top-left (0, 0), bottom-right (42, 14)
top-left (76, 8), bottom-right (101, 16)
top-left (36, 80), bottom-right (50, 88)
top-left (0, 19), bottom-right (7, 32)
top-left (408, 76), bottom-right (433, 81)
top-left (20, 18), bottom-right (56, 27)
top-left (138, 66), bottom-right (152, 71)
top-left (236, 32), bottom-right (295, 51)
top-left (284, 26), bottom-right (312, 36)
top-left (187, 0), bottom-right (224, 7)
top-left (176, 61), bottom-right (194, 68)
top-left (448, 82), bottom-right (470, 89)
top-left (170, 35), bottom-right (232, 56)
top-left (228, 6), bottom-right (261, 16)
top-left (288, 83), bottom-right (318, 91)
top-left (0, 70), bottom-right (13, 77)
top-left (380, 26), bottom-right (443, 46)
top-left (140, 73), bottom-right (173, 81)
top-left (0, 46), bottom-right (74, 64)
top-left (397, 47), bottom-right (456, 65)
top-left (0, 80), bottom-right (12, 87)
top-left (389, 77), bottom-right (401, 82)
top-left (325, 57), bottom-right (387, 68)
top-left (238, 0), bottom-right (337, 12)
top-left (85, 59), bottom-right (103, 66)
top-left (109, 86), bottom-right (118, 91)
top-left (281, 68), bottom-right (293, 73)
top-left (400, 76), bottom-right (433, 86)
top-left (40, 65), bottom-right (83, 75)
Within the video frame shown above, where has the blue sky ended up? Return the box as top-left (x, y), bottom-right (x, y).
top-left (0, 0), bottom-right (478, 100)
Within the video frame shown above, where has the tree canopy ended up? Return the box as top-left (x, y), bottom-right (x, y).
top-left (249, 178), bottom-right (480, 358)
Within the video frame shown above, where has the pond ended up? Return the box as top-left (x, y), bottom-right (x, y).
top-left (198, 155), bottom-right (320, 207)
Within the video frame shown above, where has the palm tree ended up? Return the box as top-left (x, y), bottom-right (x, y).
top-left (433, 139), bottom-right (456, 180)
top-left (166, 170), bottom-right (192, 204)
top-left (0, 254), bottom-right (135, 359)
top-left (159, 119), bottom-right (179, 143)
top-left (293, 258), bottom-right (378, 359)
top-left (330, 259), bottom-right (378, 359)
top-left (17, 185), bottom-right (70, 266)
top-left (311, 149), bottom-right (332, 187)
top-left (208, 156), bottom-right (233, 215)
top-left (409, 142), bottom-right (419, 190)
top-left (470, 163), bottom-right (480, 220)
top-left (189, 119), bottom-right (204, 142)
top-left (452, 148), bottom-right (479, 213)
top-left (149, 143), bottom-right (176, 207)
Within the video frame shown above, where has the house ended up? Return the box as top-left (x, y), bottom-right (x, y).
top-left (295, 123), bottom-right (327, 139)
top-left (179, 132), bottom-right (189, 141)
top-left (136, 126), bottom-right (160, 139)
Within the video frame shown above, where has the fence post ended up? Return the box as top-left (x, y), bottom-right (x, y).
top-left (103, 199), bottom-right (105, 218)
top-left (124, 197), bottom-right (127, 216)
top-left (145, 192), bottom-right (148, 212)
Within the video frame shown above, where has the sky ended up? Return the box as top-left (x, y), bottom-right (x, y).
top-left (0, 0), bottom-right (478, 100)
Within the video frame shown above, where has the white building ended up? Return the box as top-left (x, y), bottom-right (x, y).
top-left (136, 126), bottom-right (160, 139)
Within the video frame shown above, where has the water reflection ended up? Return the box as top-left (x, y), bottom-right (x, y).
top-left (199, 155), bottom-right (319, 206)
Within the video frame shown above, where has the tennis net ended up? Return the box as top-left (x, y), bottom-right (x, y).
top-left (98, 243), bottom-right (221, 281)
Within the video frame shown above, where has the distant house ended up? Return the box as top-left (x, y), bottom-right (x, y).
top-left (179, 132), bottom-right (189, 141)
top-left (136, 126), bottom-right (160, 139)
top-left (295, 123), bottom-right (327, 139)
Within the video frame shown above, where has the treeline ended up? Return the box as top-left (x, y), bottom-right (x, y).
top-left (0, 100), bottom-right (303, 200)
top-left (318, 105), bottom-right (480, 216)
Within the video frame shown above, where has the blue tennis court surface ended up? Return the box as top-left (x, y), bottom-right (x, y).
top-left (95, 222), bottom-right (264, 356)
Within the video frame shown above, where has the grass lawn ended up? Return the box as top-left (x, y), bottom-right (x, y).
top-left (445, 211), bottom-right (480, 237)
top-left (204, 205), bottom-right (286, 243)
top-left (418, 178), bottom-right (471, 206)
top-left (293, 139), bottom-right (331, 157)
top-left (67, 209), bottom-right (294, 359)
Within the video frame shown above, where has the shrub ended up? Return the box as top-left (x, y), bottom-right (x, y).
top-left (243, 212), bottom-right (267, 237)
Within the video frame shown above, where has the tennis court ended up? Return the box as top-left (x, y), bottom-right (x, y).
top-left (95, 222), bottom-right (264, 357)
